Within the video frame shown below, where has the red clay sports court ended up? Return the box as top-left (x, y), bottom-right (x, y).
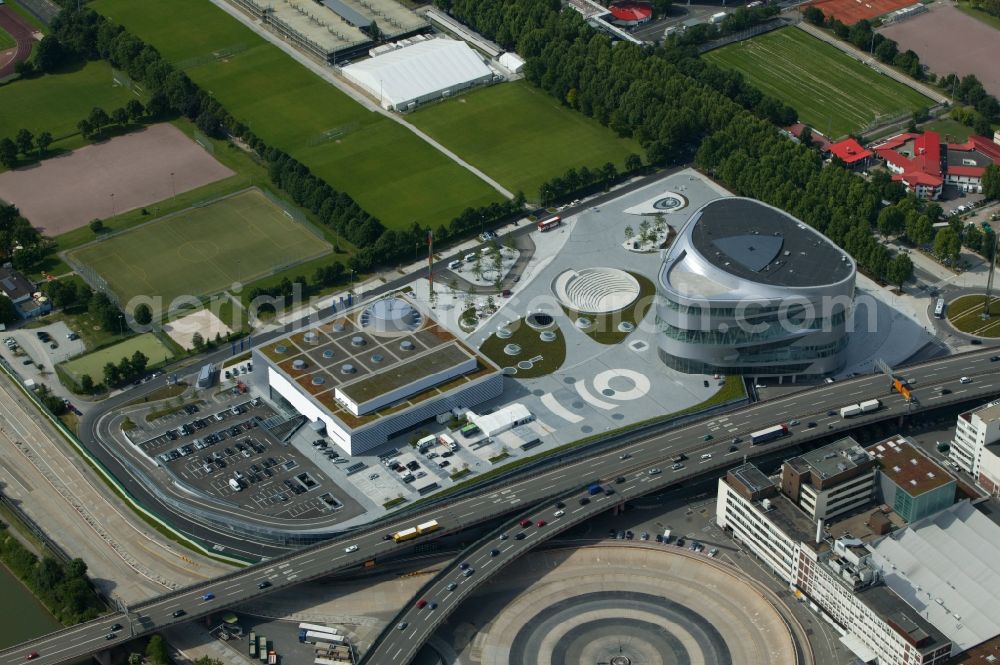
top-left (802, 0), bottom-right (915, 25)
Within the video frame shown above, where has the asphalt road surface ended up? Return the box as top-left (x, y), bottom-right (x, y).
top-left (5, 349), bottom-right (999, 665)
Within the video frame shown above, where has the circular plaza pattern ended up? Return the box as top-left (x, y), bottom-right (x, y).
top-left (469, 547), bottom-right (801, 665)
top-left (553, 268), bottom-right (641, 315)
top-left (652, 192), bottom-right (687, 211)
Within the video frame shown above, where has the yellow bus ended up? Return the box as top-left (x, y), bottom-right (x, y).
top-left (416, 520), bottom-right (440, 535)
top-left (392, 527), bottom-right (419, 543)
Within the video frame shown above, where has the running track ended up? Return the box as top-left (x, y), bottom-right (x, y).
top-left (0, 5), bottom-right (35, 79)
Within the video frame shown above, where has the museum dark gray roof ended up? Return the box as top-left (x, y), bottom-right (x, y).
top-left (689, 198), bottom-right (853, 287)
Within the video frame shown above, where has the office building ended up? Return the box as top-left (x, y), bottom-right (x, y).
top-left (950, 399), bottom-right (1000, 475)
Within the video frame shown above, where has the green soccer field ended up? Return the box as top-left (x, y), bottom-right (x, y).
top-left (704, 28), bottom-right (932, 138)
top-left (91, 0), bottom-right (503, 231)
top-left (0, 60), bottom-right (141, 154)
top-left (62, 333), bottom-right (175, 382)
top-left (69, 189), bottom-right (330, 304)
top-left (409, 81), bottom-right (642, 199)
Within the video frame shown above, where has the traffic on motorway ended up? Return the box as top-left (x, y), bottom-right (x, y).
top-left (4, 349), bottom-right (999, 665)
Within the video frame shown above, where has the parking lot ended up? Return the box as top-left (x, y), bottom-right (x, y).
top-left (1, 321), bottom-right (86, 401)
top-left (137, 397), bottom-right (348, 520)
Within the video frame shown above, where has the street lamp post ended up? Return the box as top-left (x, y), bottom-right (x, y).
top-left (118, 314), bottom-right (124, 337)
top-left (110, 193), bottom-right (116, 218)
top-left (170, 172), bottom-right (176, 199)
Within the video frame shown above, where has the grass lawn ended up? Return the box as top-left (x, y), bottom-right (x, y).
top-left (922, 118), bottom-right (976, 142)
top-left (479, 317), bottom-right (567, 378)
top-left (409, 81), bottom-right (642, 200)
top-left (91, 0), bottom-right (503, 230)
top-left (946, 294), bottom-right (1000, 338)
top-left (704, 28), bottom-right (932, 138)
top-left (955, 0), bottom-right (1000, 31)
top-left (61, 333), bottom-right (174, 382)
top-left (0, 60), bottom-right (142, 156)
top-left (0, 25), bottom-right (16, 50)
top-left (69, 188), bottom-right (330, 305)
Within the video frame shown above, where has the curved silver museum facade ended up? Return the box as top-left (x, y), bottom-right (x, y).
top-left (657, 198), bottom-right (856, 379)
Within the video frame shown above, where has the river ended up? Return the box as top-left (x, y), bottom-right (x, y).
top-left (0, 562), bottom-right (61, 649)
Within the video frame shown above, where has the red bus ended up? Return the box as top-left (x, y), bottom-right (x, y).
top-left (537, 215), bottom-right (561, 232)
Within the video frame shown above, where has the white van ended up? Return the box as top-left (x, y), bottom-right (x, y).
top-left (464, 253), bottom-right (476, 263)
top-left (228, 478), bottom-right (242, 491)
top-left (448, 260), bottom-right (462, 270)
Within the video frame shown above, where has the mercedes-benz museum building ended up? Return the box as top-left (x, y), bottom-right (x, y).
top-left (656, 198), bottom-right (856, 380)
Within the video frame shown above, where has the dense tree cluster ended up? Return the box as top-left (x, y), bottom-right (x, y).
top-left (0, 294), bottom-right (17, 325)
top-left (438, 0), bottom-right (795, 166)
top-left (539, 161), bottom-right (625, 205)
top-left (102, 350), bottom-right (149, 388)
top-left (939, 73), bottom-right (1000, 137)
top-left (0, 523), bottom-right (103, 624)
top-left (983, 165), bottom-right (1000, 201)
top-left (0, 203), bottom-right (48, 271)
top-left (672, 4), bottom-right (781, 47)
top-left (45, 278), bottom-right (94, 311)
top-left (35, 383), bottom-right (69, 416)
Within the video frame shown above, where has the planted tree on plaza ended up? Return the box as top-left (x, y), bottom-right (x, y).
top-left (886, 253), bottom-right (914, 291)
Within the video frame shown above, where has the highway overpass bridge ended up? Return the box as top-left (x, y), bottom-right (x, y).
top-left (2, 349), bottom-right (998, 665)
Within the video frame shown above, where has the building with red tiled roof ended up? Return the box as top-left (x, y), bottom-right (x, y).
top-left (872, 131), bottom-right (1000, 200)
top-left (608, 1), bottom-right (653, 25)
top-left (829, 138), bottom-right (873, 169)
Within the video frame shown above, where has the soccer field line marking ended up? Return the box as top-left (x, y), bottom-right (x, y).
top-left (711, 29), bottom-right (927, 134)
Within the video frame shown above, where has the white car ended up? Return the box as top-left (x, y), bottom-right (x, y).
top-left (701, 453), bottom-right (712, 460)
top-left (553, 510), bottom-right (565, 518)
top-left (344, 545), bottom-right (358, 553)
top-left (960, 376), bottom-right (972, 384)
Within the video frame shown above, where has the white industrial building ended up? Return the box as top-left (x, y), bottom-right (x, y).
top-left (342, 38), bottom-right (496, 111)
top-left (468, 403), bottom-right (533, 438)
top-left (715, 437), bottom-right (975, 665)
top-left (252, 296), bottom-right (503, 455)
top-left (950, 398), bottom-right (1000, 476)
top-left (497, 51), bottom-right (525, 74)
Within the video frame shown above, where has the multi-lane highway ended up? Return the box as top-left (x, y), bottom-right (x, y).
top-left (3, 349), bottom-right (998, 665)
top-left (361, 354), bottom-right (1000, 663)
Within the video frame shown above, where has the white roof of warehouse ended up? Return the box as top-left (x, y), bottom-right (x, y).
top-left (869, 501), bottom-right (1000, 650)
top-left (471, 403), bottom-right (532, 437)
top-left (498, 51), bottom-right (525, 72)
top-left (343, 38), bottom-right (491, 108)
